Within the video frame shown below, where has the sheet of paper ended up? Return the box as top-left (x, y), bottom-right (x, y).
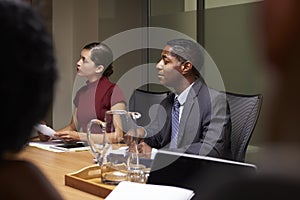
top-left (34, 124), bottom-right (56, 138)
top-left (105, 181), bottom-right (194, 200)
top-left (29, 140), bottom-right (66, 152)
top-left (151, 148), bottom-right (158, 159)
top-left (28, 140), bottom-right (90, 152)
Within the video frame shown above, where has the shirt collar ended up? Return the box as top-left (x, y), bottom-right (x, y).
top-left (175, 82), bottom-right (195, 106)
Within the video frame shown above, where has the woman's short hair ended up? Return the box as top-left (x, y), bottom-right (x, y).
top-left (84, 42), bottom-right (114, 77)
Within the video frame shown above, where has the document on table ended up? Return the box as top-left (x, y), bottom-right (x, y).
top-left (28, 140), bottom-right (90, 152)
top-left (34, 124), bottom-right (56, 138)
top-left (105, 181), bottom-right (195, 200)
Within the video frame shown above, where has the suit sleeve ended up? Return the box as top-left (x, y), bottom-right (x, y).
top-left (143, 104), bottom-right (168, 149)
top-left (143, 96), bottom-right (173, 149)
top-left (185, 91), bottom-right (232, 159)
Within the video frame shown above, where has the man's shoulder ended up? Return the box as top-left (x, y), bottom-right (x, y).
top-left (193, 81), bottom-right (226, 100)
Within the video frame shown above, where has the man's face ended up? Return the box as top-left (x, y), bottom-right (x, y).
top-left (156, 45), bottom-right (183, 88)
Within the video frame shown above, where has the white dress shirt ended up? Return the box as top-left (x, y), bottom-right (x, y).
top-left (175, 82), bottom-right (195, 122)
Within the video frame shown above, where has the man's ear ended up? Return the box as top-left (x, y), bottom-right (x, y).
top-left (95, 65), bottom-right (104, 74)
top-left (181, 61), bottom-right (193, 74)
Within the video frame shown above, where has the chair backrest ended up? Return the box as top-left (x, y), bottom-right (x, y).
top-left (226, 92), bottom-right (263, 162)
top-left (129, 89), bottom-right (171, 126)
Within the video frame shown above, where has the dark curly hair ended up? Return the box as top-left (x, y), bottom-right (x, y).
top-left (167, 39), bottom-right (204, 79)
top-left (0, 0), bottom-right (56, 155)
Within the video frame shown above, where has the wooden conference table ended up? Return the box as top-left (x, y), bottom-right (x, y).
top-left (17, 145), bottom-right (103, 200)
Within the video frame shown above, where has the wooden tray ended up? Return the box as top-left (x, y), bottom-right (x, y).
top-left (65, 165), bottom-right (115, 198)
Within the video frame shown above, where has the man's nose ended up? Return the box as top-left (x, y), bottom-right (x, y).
top-left (156, 60), bottom-right (163, 70)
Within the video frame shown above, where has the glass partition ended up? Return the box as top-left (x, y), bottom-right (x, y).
top-left (148, 0), bottom-right (204, 91)
top-left (98, 0), bottom-right (204, 94)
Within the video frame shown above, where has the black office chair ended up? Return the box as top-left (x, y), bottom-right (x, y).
top-left (226, 92), bottom-right (263, 162)
top-left (129, 88), bottom-right (171, 127)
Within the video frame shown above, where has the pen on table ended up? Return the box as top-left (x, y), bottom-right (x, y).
top-left (72, 148), bottom-right (89, 152)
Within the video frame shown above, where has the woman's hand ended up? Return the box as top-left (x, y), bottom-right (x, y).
top-left (37, 121), bottom-right (51, 142)
top-left (38, 132), bottom-right (51, 142)
top-left (54, 131), bottom-right (80, 143)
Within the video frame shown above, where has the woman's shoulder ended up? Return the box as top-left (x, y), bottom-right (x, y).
top-left (0, 160), bottom-right (63, 199)
top-left (99, 76), bottom-right (115, 86)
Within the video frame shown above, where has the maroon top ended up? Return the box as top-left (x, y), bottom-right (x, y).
top-left (74, 76), bottom-right (126, 132)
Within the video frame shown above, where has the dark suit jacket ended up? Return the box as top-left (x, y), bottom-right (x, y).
top-left (144, 80), bottom-right (232, 159)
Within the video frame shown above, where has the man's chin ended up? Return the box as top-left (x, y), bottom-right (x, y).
top-left (158, 77), bottom-right (173, 88)
top-left (158, 79), bottom-right (166, 86)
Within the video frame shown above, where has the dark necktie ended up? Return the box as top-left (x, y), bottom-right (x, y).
top-left (170, 97), bottom-right (180, 149)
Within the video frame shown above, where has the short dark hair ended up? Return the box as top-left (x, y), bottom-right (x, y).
top-left (84, 42), bottom-right (114, 77)
top-left (0, 0), bottom-right (56, 155)
top-left (166, 39), bottom-right (204, 77)
top-left (83, 42), bottom-right (100, 50)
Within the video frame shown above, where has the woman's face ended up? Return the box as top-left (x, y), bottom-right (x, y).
top-left (76, 49), bottom-right (100, 81)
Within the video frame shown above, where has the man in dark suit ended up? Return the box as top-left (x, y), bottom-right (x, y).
top-left (138, 39), bottom-right (232, 159)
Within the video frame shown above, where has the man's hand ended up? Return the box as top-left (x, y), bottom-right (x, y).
top-left (138, 141), bottom-right (152, 154)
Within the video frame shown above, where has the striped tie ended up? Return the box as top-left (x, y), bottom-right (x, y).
top-left (170, 97), bottom-right (180, 149)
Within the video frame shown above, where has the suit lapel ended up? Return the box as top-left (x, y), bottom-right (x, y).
top-left (177, 80), bottom-right (203, 146)
top-left (161, 93), bottom-right (174, 146)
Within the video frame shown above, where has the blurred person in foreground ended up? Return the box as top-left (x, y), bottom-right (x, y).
top-left (0, 0), bottom-right (62, 199)
top-left (203, 0), bottom-right (300, 199)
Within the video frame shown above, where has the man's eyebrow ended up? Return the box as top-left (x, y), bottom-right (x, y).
top-left (162, 53), bottom-right (172, 59)
top-left (162, 54), bottom-right (167, 59)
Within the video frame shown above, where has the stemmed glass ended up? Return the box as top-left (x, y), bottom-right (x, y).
top-left (87, 110), bottom-right (145, 185)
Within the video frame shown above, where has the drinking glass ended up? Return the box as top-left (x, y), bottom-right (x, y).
top-left (86, 119), bottom-right (106, 162)
top-left (87, 110), bottom-right (143, 185)
top-left (127, 152), bottom-right (152, 183)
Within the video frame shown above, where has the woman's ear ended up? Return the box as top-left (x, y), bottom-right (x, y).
top-left (95, 65), bottom-right (104, 74)
top-left (181, 61), bottom-right (193, 74)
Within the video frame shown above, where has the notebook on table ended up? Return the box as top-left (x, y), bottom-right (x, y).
top-left (147, 150), bottom-right (257, 199)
